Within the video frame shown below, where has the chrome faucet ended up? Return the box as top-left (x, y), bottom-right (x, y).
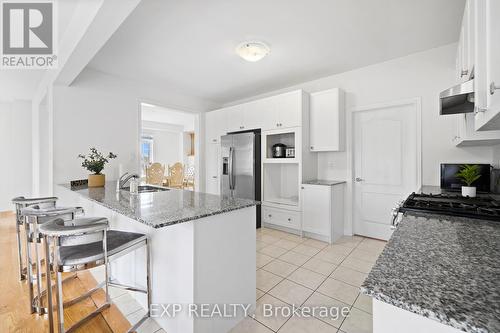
top-left (117, 172), bottom-right (139, 191)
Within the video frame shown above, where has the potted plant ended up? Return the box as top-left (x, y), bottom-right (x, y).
top-left (78, 147), bottom-right (117, 187)
top-left (455, 164), bottom-right (481, 197)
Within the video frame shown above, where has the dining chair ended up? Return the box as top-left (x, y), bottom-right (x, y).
top-left (146, 162), bottom-right (165, 186)
top-left (168, 162), bottom-right (184, 189)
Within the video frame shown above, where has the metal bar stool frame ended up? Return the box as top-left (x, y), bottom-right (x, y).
top-left (41, 218), bottom-right (152, 333)
top-left (12, 196), bottom-right (58, 281)
top-left (21, 205), bottom-right (84, 315)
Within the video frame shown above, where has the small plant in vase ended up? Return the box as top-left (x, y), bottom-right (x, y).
top-left (78, 147), bottom-right (117, 187)
top-left (455, 164), bottom-right (481, 197)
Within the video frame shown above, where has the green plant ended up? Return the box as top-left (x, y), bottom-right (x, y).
top-left (78, 147), bottom-right (117, 175)
top-left (455, 164), bottom-right (481, 187)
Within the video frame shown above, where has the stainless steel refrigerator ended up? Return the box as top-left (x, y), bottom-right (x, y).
top-left (221, 130), bottom-right (261, 227)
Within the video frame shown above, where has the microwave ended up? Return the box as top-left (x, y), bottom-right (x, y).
top-left (440, 163), bottom-right (491, 192)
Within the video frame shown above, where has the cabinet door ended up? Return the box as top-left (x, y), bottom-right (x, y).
top-left (474, 0), bottom-right (500, 130)
top-left (259, 98), bottom-right (279, 131)
top-left (206, 110), bottom-right (226, 144)
top-left (310, 88), bottom-right (345, 151)
top-left (301, 185), bottom-right (331, 237)
top-left (226, 105), bottom-right (245, 132)
top-left (242, 101), bottom-right (261, 131)
top-left (276, 91), bottom-right (302, 128)
top-left (205, 143), bottom-right (220, 194)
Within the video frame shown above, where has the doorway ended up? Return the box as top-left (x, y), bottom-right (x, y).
top-left (139, 103), bottom-right (200, 191)
top-left (352, 99), bottom-right (421, 240)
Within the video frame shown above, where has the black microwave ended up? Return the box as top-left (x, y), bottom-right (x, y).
top-left (440, 163), bottom-right (491, 192)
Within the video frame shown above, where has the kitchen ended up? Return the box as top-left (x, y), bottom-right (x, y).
top-left (0, 0), bottom-right (499, 333)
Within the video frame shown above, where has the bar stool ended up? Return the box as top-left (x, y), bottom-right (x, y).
top-left (21, 205), bottom-right (84, 315)
top-left (12, 196), bottom-right (58, 281)
top-left (40, 217), bottom-right (151, 333)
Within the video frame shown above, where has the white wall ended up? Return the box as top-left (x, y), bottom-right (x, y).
top-left (0, 101), bottom-right (32, 211)
top-left (53, 68), bottom-right (211, 185)
top-left (223, 43), bottom-right (496, 186)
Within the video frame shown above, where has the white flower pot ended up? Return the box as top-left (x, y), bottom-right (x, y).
top-left (462, 186), bottom-right (476, 197)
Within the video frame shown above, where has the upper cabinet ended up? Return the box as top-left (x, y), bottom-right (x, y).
top-left (205, 109), bottom-right (228, 144)
top-left (309, 88), bottom-right (345, 152)
top-left (473, 0), bottom-right (500, 130)
top-left (456, 0), bottom-right (474, 82)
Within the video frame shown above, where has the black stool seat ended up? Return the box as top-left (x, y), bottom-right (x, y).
top-left (58, 230), bottom-right (146, 266)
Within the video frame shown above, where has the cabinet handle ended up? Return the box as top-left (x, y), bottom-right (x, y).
top-left (490, 82), bottom-right (500, 95)
top-left (279, 123), bottom-right (282, 127)
top-left (460, 69), bottom-right (469, 78)
top-left (301, 186), bottom-right (304, 189)
top-left (212, 176), bottom-right (218, 179)
top-left (240, 126), bottom-right (244, 129)
top-left (276, 123), bottom-right (279, 127)
top-left (310, 146), bottom-right (314, 150)
top-left (268, 214), bottom-right (272, 218)
top-left (287, 218), bottom-right (291, 222)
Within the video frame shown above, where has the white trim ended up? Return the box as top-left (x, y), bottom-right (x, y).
top-left (349, 97), bottom-right (422, 237)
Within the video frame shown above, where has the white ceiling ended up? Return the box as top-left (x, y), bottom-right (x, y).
top-left (0, 0), bottom-right (79, 101)
top-left (141, 103), bottom-right (196, 131)
top-left (88, 0), bottom-right (465, 106)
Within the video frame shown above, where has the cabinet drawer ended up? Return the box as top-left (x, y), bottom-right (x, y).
top-left (262, 206), bottom-right (300, 229)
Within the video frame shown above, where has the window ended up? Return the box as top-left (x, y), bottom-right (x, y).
top-left (141, 136), bottom-right (154, 175)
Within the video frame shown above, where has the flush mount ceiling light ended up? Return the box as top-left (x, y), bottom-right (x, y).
top-left (236, 41), bottom-right (270, 62)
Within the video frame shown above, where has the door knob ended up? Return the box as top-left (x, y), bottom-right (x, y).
top-left (355, 177), bottom-right (364, 182)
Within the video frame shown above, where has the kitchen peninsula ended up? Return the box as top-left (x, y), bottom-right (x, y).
top-left (55, 182), bottom-right (258, 333)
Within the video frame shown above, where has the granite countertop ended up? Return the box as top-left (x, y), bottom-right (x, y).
top-left (60, 182), bottom-right (258, 228)
top-left (361, 212), bottom-right (500, 333)
top-left (302, 179), bottom-right (346, 186)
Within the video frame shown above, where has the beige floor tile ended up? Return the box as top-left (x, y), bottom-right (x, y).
top-left (323, 244), bottom-right (353, 257)
top-left (262, 259), bottom-right (299, 278)
top-left (302, 257), bottom-right (338, 276)
top-left (260, 234), bottom-right (281, 244)
top-left (281, 233), bottom-right (306, 243)
top-left (257, 253), bottom-right (274, 268)
top-left (230, 317), bottom-right (274, 333)
top-left (353, 294), bottom-right (372, 314)
top-left (279, 251), bottom-right (311, 266)
top-left (114, 292), bottom-right (142, 316)
top-left (356, 239), bottom-right (386, 253)
top-left (302, 238), bottom-right (329, 249)
top-left (317, 278), bottom-right (359, 305)
top-left (302, 292), bottom-right (350, 329)
top-left (257, 269), bottom-right (283, 292)
top-left (254, 294), bottom-right (292, 331)
top-left (268, 279), bottom-right (314, 306)
top-left (292, 244), bottom-right (321, 257)
top-left (340, 307), bottom-right (372, 333)
top-left (256, 288), bottom-right (266, 300)
top-left (275, 238), bottom-right (301, 250)
top-left (315, 249), bottom-right (347, 265)
top-left (348, 248), bottom-right (381, 263)
top-left (340, 257), bottom-right (374, 274)
top-left (257, 240), bottom-right (269, 251)
top-left (277, 314), bottom-right (338, 333)
top-left (260, 245), bottom-right (289, 258)
top-left (334, 236), bottom-right (363, 248)
top-left (287, 267), bottom-right (327, 290)
top-left (330, 266), bottom-right (368, 287)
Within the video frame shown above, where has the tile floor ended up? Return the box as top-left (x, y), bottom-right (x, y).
top-left (230, 227), bottom-right (387, 333)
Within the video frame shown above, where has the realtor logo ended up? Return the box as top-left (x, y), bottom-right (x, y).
top-left (1, 1), bottom-right (57, 68)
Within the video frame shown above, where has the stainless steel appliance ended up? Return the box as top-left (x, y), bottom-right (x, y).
top-left (272, 143), bottom-right (287, 158)
top-left (439, 79), bottom-right (475, 115)
top-left (221, 130), bottom-right (261, 227)
top-left (285, 147), bottom-right (295, 158)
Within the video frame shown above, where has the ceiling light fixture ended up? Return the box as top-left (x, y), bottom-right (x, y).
top-left (236, 41), bottom-right (270, 62)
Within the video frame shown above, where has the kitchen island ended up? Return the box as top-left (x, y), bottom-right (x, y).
top-left (55, 182), bottom-right (258, 333)
top-left (362, 212), bottom-right (500, 333)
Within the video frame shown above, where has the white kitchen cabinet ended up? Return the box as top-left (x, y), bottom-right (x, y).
top-left (456, 0), bottom-right (474, 82)
top-left (301, 183), bottom-right (344, 243)
top-left (309, 88), bottom-right (345, 152)
top-left (258, 90), bottom-right (305, 131)
top-left (226, 105), bottom-right (246, 132)
top-left (474, 0), bottom-right (500, 130)
top-left (453, 113), bottom-right (500, 146)
top-left (205, 142), bottom-right (220, 194)
top-left (205, 110), bottom-right (227, 144)
top-left (262, 206), bottom-right (301, 230)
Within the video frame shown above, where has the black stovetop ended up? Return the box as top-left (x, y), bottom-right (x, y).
top-left (400, 192), bottom-right (500, 221)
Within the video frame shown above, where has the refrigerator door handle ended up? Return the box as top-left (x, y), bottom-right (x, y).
top-left (229, 147), bottom-right (235, 190)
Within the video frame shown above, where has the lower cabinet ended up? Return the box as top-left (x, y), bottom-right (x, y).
top-left (301, 184), bottom-right (344, 243)
top-left (262, 205), bottom-right (301, 231)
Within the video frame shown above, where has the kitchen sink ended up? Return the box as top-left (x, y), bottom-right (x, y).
top-left (122, 185), bottom-right (169, 193)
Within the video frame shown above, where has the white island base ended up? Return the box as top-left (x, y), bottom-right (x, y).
top-left (57, 186), bottom-right (257, 333)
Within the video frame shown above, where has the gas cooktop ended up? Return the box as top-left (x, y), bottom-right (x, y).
top-left (400, 192), bottom-right (500, 222)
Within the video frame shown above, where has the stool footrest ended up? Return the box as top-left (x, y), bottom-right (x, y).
top-left (65, 302), bottom-right (110, 333)
top-left (109, 281), bottom-right (147, 294)
top-left (127, 313), bottom-right (150, 333)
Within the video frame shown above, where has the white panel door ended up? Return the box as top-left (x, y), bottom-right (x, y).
top-left (353, 100), bottom-right (419, 240)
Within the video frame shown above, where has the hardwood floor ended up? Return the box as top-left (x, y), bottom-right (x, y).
top-left (0, 212), bottom-right (131, 333)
